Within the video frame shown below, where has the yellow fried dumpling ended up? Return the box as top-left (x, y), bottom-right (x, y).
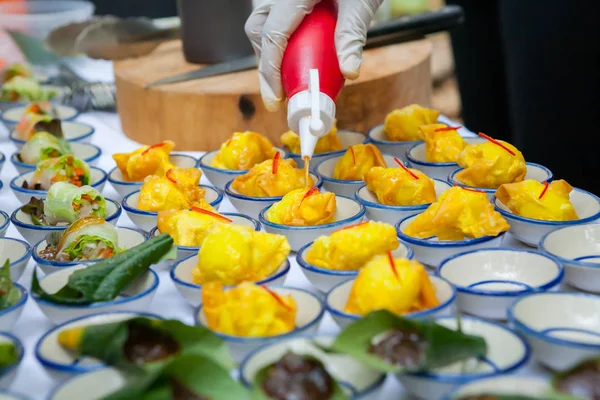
top-left (404, 186), bottom-right (510, 240)
top-left (344, 255), bottom-right (439, 316)
top-left (364, 165), bottom-right (437, 206)
top-left (202, 282), bottom-right (297, 337)
top-left (332, 144), bottom-right (386, 181)
top-left (418, 124), bottom-right (467, 162)
top-left (192, 224), bottom-right (290, 285)
top-left (456, 135), bottom-right (526, 188)
top-left (265, 188), bottom-right (336, 226)
top-left (231, 154), bottom-right (313, 197)
top-left (113, 141), bottom-right (175, 182)
top-left (306, 221), bottom-right (399, 271)
top-left (384, 104), bottom-right (440, 142)
top-left (495, 179), bottom-right (578, 221)
top-left (210, 131), bottom-right (277, 170)
top-left (157, 208), bottom-right (232, 247)
top-left (280, 123), bottom-right (342, 154)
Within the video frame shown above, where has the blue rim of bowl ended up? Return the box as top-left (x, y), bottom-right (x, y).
top-left (286, 130), bottom-right (369, 161)
top-left (0, 151), bottom-right (6, 165)
top-left (539, 224), bottom-right (600, 268)
top-left (194, 285), bottom-right (325, 343)
top-left (0, 331), bottom-right (24, 378)
top-left (0, 390), bottom-right (32, 400)
top-left (122, 185), bottom-right (224, 216)
top-left (0, 282), bottom-right (28, 318)
top-left (199, 148), bottom-right (287, 174)
top-left (355, 180), bottom-right (451, 211)
top-left (437, 247), bottom-right (564, 297)
top-left (1, 104), bottom-right (80, 124)
top-left (9, 166), bottom-right (108, 196)
top-left (315, 152), bottom-right (403, 185)
top-left (170, 254), bottom-right (290, 290)
top-left (0, 210), bottom-right (10, 234)
top-left (406, 142), bottom-right (457, 167)
top-left (493, 188), bottom-right (600, 226)
top-left (107, 153), bottom-right (199, 186)
top-left (259, 195), bottom-right (366, 231)
top-left (0, 237), bottom-right (32, 268)
top-left (443, 375), bottom-right (549, 400)
top-left (35, 311), bottom-right (162, 374)
top-left (367, 123), bottom-right (422, 147)
top-left (224, 174), bottom-right (324, 202)
top-left (10, 144), bottom-right (103, 171)
top-left (32, 226), bottom-right (147, 269)
top-left (10, 121), bottom-right (95, 147)
top-left (508, 291), bottom-right (600, 349)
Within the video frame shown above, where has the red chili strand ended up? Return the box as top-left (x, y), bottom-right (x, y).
top-left (434, 126), bottom-right (462, 133)
top-left (453, 184), bottom-right (486, 194)
top-left (387, 251), bottom-right (400, 282)
top-left (334, 221), bottom-right (369, 233)
top-left (261, 285), bottom-right (292, 311)
top-left (142, 143), bottom-right (165, 156)
top-left (538, 181), bottom-right (549, 199)
top-left (191, 206), bottom-right (232, 223)
top-left (272, 152), bottom-right (280, 174)
top-left (165, 169), bottom-right (177, 184)
top-left (394, 157), bottom-right (419, 180)
top-left (299, 187), bottom-right (318, 207)
top-left (478, 133), bottom-right (516, 156)
top-left (349, 146), bottom-right (356, 165)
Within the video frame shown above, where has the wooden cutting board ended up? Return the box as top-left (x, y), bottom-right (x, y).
top-left (113, 39), bottom-right (432, 151)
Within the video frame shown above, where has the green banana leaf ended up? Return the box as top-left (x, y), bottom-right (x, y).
top-left (0, 260), bottom-right (21, 310)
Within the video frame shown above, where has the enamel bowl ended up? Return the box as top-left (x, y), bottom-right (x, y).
top-left (10, 167), bottom-right (108, 204)
top-left (367, 123), bottom-right (422, 160)
top-left (0, 211), bottom-right (8, 238)
top-left (1, 104), bottom-right (78, 131)
top-left (122, 185), bottom-right (223, 233)
top-left (356, 179), bottom-right (452, 226)
top-left (0, 84), bottom-right (64, 111)
top-left (199, 147), bottom-right (287, 190)
top-left (315, 153), bottom-right (398, 197)
top-left (171, 254), bottom-right (290, 307)
top-left (259, 195), bottom-right (366, 252)
top-left (437, 248), bottom-right (564, 320)
top-left (0, 152), bottom-right (5, 175)
top-left (107, 154), bottom-right (198, 198)
top-left (494, 187), bottom-right (600, 247)
top-left (0, 237), bottom-right (32, 281)
top-left (286, 130), bottom-right (368, 168)
top-left (239, 336), bottom-right (386, 398)
top-left (196, 286), bottom-right (325, 361)
top-left (396, 213), bottom-right (506, 268)
top-left (0, 333), bottom-right (24, 389)
top-left (446, 375), bottom-right (552, 399)
top-left (36, 311), bottom-right (161, 381)
top-left (508, 291), bottom-right (600, 371)
top-left (9, 121), bottom-right (95, 148)
top-left (0, 283), bottom-right (27, 331)
top-left (0, 390), bottom-right (32, 400)
top-left (539, 223), bottom-right (600, 293)
top-left (48, 367), bottom-right (128, 400)
top-left (32, 227), bottom-right (147, 274)
top-left (397, 316), bottom-right (530, 400)
top-left (11, 142), bottom-right (102, 174)
top-left (326, 275), bottom-right (457, 329)
top-left (11, 198), bottom-right (121, 245)
top-left (225, 173), bottom-right (322, 220)
top-left (32, 264), bottom-right (159, 325)
top-left (297, 241), bottom-right (414, 293)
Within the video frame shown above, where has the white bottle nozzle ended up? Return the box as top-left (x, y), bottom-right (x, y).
top-left (308, 69), bottom-right (325, 137)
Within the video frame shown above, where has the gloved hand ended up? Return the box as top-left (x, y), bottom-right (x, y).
top-left (245, 0), bottom-right (384, 111)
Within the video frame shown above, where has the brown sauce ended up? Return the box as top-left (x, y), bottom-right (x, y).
top-left (303, 156), bottom-right (311, 188)
top-left (168, 377), bottom-right (209, 400)
top-left (38, 245), bottom-right (57, 261)
top-left (21, 181), bottom-right (42, 190)
top-left (123, 322), bottom-right (180, 365)
top-left (368, 328), bottom-right (427, 369)
top-left (555, 360), bottom-right (600, 399)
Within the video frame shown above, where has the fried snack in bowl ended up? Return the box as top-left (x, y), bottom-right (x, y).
top-left (384, 104), bottom-right (440, 142)
top-left (210, 131), bottom-right (277, 171)
top-left (113, 141), bottom-right (175, 182)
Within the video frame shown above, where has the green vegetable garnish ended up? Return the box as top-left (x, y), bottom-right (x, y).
top-left (0, 342), bottom-right (18, 368)
top-left (20, 197), bottom-right (46, 226)
top-left (0, 260), bottom-right (21, 310)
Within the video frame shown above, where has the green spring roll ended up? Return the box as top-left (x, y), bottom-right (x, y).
top-left (20, 132), bottom-right (72, 164)
top-left (44, 182), bottom-right (106, 225)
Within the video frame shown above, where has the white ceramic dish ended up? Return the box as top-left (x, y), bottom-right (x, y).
top-left (10, 142), bottom-right (102, 174)
top-left (445, 375), bottom-right (552, 399)
top-left (508, 291), bottom-right (600, 371)
top-left (0, 390), bottom-right (32, 400)
top-left (0, 152), bottom-right (5, 175)
top-left (539, 223), bottom-right (600, 293)
top-left (47, 367), bottom-right (127, 400)
top-left (259, 195), bottom-right (366, 252)
top-left (286, 130), bottom-right (367, 168)
top-left (437, 248), bottom-right (564, 320)
top-left (0, 237), bottom-right (32, 281)
top-left (367, 123), bottom-right (423, 160)
top-left (494, 187), bottom-right (600, 247)
top-left (0, 211), bottom-right (7, 238)
top-left (0, 333), bottom-right (24, 390)
top-left (11, 198), bottom-right (121, 245)
top-left (10, 121), bottom-right (94, 148)
top-left (0, 283), bottom-right (27, 331)
top-left (0, 104), bottom-right (78, 130)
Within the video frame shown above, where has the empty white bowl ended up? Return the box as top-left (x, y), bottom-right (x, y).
top-left (446, 375), bottom-right (552, 400)
top-left (508, 291), bottom-right (600, 371)
top-left (438, 248), bottom-right (564, 320)
top-left (0, 332), bottom-right (24, 389)
top-left (170, 254), bottom-right (290, 307)
top-left (259, 195), bottom-right (366, 252)
top-left (296, 241), bottom-right (414, 293)
top-left (107, 154), bottom-right (198, 198)
top-left (196, 286), bottom-right (325, 361)
top-left (11, 198), bottom-right (121, 245)
top-left (356, 179), bottom-right (452, 225)
top-left (0, 237), bottom-right (32, 281)
top-left (0, 104), bottom-right (78, 131)
top-left (0, 211), bottom-right (8, 238)
top-left (48, 367), bottom-right (127, 400)
top-left (286, 130), bottom-right (367, 168)
top-left (0, 283), bottom-right (27, 331)
top-left (10, 121), bottom-right (94, 148)
top-left (11, 142), bottom-right (102, 174)
top-left (32, 264), bottom-right (159, 325)
top-left (494, 187), bottom-right (600, 247)
top-left (540, 223), bottom-right (600, 293)
top-left (396, 213), bottom-right (506, 268)
top-left (122, 185), bottom-right (223, 232)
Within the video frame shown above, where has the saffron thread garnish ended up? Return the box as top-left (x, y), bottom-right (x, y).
top-left (299, 186), bottom-right (318, 207)
top-left (387, 251), bottom-right (400, 282)
top-left (538, 181), bottom-right (549, 199)
top-left (349, 146), bottom-right (356, 165)
top-left (141, 143), bottom-right (165, 155)
top-left (272, 152), bottom-right (280, 174)
top-left (165, 169), bottom-right (177, 184)
top-left (434, 126), bottom-right (462, 133)
top-left (261, 285), bottom-right (292, 311)
top-left (394, 157), bottom-right (419, 180)
top-left (191, 206), bottom-right (232, 223)
top-left (478, 133), bottom-right (516, 156)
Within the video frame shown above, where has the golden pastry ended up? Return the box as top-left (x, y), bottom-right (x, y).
top-left (265, 187), bottom-right (336, 226)
top-left (332, 144), bottom-right (386, 181)
top-left (384, 104), bottom-right (440, 141)
top-left (210, 131), bottom-right (277, 170)
top-left (113, 141), bottom-right (175, 182)
top-left (418, 124), bottom-right (467, 162)
top-left (281, 123), bottom-right (342, 154)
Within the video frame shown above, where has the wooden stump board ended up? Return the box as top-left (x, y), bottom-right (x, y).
top-left (113, 39), bottom-right (432, 151)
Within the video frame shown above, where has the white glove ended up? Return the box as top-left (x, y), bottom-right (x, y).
top-left (245, 0), bottom-right (384, 111)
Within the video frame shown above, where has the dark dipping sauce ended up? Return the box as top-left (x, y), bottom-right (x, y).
top-left (21, 181), bottom-right (42, 190)
top-left (555, 360), bottom-right (600, 399)
top-left (368, 328), bottom-right (427, 369)
top-left (262, 352), bottom-right (334, 400)
top-left (123, 322), bottom-right (180, 365)
top-left (168, 377), bottom-right (209, 400)
top-left (38, 245), bottom-right (57, 261)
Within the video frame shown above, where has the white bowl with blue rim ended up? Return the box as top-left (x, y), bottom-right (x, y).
top-left (122, 185), bottom-right (223, 233)
top-left (32, 264), bottom-right (159, 325)
top-left (0, 333), bottom-right (24, 389)
top-left (539, 223), bottom-right (600, 293)
top-left (397, 316), bottom-right (530, 400)
top-left (494, 187), bottom-right (600, 247)
top-left (0, 390), bottom-right (32, 400)
top-left (11, 142), bottom-right (102, 174)
top-left (196, 285), bottom-right (325, 361)
top-left (0, 84), bottom-right (65, 111)
top-left (0, 211), bottom-right (8, 238)
top-left (0, 104), bottom-right (78, 131)
top-left (259, 195), bottom-right (366, 252)
top-left (10, 167), bottom-right (108, 205)
top-left (0, 283), bottom-right (27, 331)
top-left (356, 179), bottom-right (452, 226)
top-left (9, 121), bottom-right (95, 148)
top-left (47, 367), bottom-right (128, 400)
top-left (396, 213), bottom-right (506, 268)
top-left (225, 173), bottom-right (322, 220)
top-left (315, 153), bottom-right (399, 197)
top-left (448, 162), bottom-right (553, 201)
top-left (32, 227), bottom-right (146, 275)
top-left (0, 152), bottom-right (5, 175)
top-left (107, 153), bottom-right (199, 198)
top-left (367, 123), bottom-right (422, 160)
top-left (35, 311), bottom-right (162, 382)
top-left (508, 291), bottom-right (600, 371)
top-left (199, 147), bottom-right (287, 190)
top-left (285, 130), bottom-right (367, 168)
top-left (11, 198), bottom-right (121, 246)
top-left (239, 335), bottom-right (386, 398)
top-left (437, 248), bottom-right (564, 320)
top-left (170, 254), bottom-right (290, 307)
top-left (445, 375), bottom-right (552, 400)
top-left (0, 237), bottom-right (32, 281)
top-left (326, 275), bottom-right (456, 330)
top-left (296, 241), bottom-right (414, 293)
